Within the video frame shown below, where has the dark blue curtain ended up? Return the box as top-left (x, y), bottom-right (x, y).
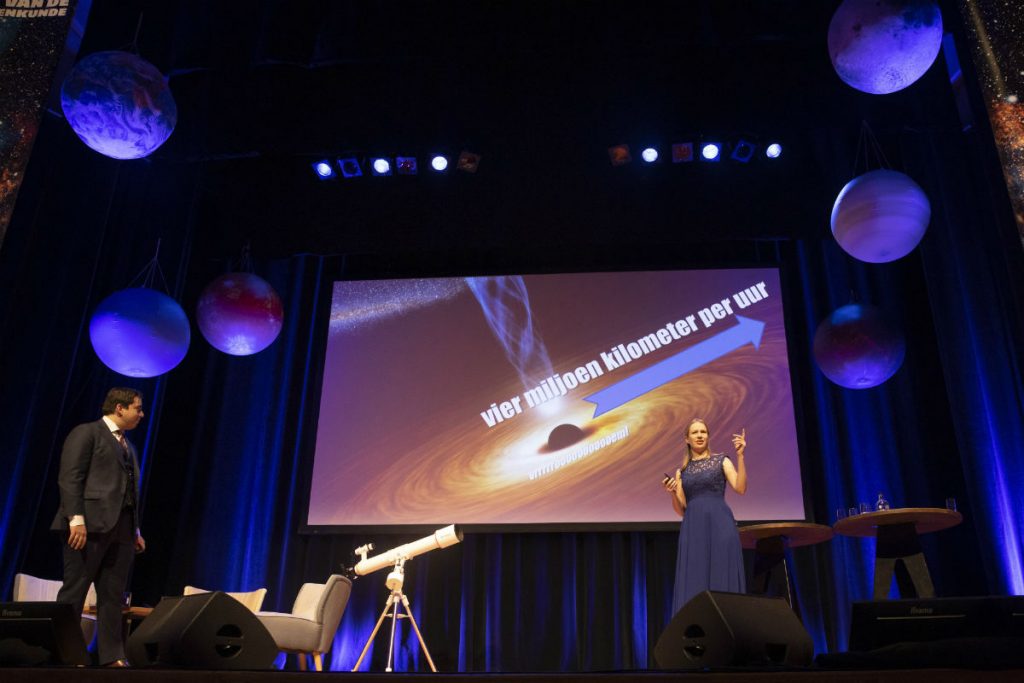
top-left (906, 129), bottom-right (1024, 595)
top-left (2, 129), bottom-right (1022, 673)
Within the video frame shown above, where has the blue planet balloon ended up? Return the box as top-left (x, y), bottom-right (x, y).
top-left (828, 0), bottom-right (943, 95)
top-left (813, 303), bottom-right (905, 389)
top-left (196, 272), bottom-right (284, 356)
top-left (61, 51), bottom-right (177, 160)
top-left (89, 288), bottom-right (190, 377)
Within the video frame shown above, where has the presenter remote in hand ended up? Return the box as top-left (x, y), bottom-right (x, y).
top-left (662, 418), bottom-right (748, 615)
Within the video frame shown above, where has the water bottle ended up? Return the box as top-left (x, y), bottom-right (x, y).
top-left (876, 492), bottom-right (890, 511)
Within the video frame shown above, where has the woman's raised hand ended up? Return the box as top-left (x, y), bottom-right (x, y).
top-left (731, 428), bottom-right (746, 456)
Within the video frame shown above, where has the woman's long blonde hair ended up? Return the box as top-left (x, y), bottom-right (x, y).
top-left (680, 418), bottom-right (708, 472)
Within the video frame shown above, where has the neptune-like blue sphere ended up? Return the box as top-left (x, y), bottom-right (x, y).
top-left (196, 273), bottom-right (284, 356)
top-left (89, 288), bottom-right (190, 377)
top-left (832, 169), bottom-right (931, 263)
top-left (61, 51), bottom-right (177, 160)
top-left (828, 0), bottom-right (943, 95)
top-left (813, 303), bottom-right (905, 389)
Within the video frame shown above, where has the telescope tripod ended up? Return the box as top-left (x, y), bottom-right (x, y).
top-left (352, 559), bottom-right (437, 672)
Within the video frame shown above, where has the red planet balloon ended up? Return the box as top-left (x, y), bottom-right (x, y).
top-left (197, 272), bottom-right (284, 356)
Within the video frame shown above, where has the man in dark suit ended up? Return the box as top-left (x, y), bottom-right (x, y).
top-left (51, 387), bottom-right (146, 667)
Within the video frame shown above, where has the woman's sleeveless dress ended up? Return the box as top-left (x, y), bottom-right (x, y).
top-left (671, 452), bottom-right (746, 614)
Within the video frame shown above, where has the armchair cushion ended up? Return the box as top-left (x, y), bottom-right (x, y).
top-left (255, 612), bottom-right (321, 652)
top-left (183, 585), bottom-right (267, 612)
top-left (12, 573), bottom-right (96, 607)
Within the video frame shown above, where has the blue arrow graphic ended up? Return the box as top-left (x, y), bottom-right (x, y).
top-left (584, 315), bottom-right (765, 418)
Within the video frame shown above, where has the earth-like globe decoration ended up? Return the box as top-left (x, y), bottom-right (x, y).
top-left (197, 272), bottom-right (284, 356)
top-left (813, 303), bottom-right (905, 389)
top-left (831, 169), bottom-right (930, 263)
top-left (61, 50), bottom-right (177, 159)
top-left (828, 0), bottom-right (943, 95)
top-left (90, 288), bottom-right (191, 377)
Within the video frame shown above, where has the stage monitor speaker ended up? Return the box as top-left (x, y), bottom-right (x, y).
top-left (849, 596), bottom-right (1024, 651)
top-left (126, 591), bottom-right (277, 669)
top-left (655, 591), bottom-right (813, 669)
top-left (0, 601), bottom-right (90, 666)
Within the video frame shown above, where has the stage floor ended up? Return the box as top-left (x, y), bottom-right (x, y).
top-left (2, 668), bottom-right (1024, 683)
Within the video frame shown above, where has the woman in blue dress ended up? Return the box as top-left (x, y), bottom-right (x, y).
top-left (663, 418), bottom-right (748, 614)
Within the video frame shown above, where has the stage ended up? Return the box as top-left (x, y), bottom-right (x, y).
top-left (2, 667), bottom-right (1024, 683)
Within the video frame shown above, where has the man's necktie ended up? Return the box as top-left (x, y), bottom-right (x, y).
top-left (115, 430), bottom-right (138, 514)
top-left (115, 430), bottom-right (129, 462)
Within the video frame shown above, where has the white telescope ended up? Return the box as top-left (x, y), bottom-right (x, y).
top-left (350, 525), bottom-right (463, 672)
top-left (353, 524), bottom-right (463, 576)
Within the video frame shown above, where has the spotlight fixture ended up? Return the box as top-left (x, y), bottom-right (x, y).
top-left (671, 143), bottom-right (694, 163)
top-left (313, 160), bottom-right (335, 179)
top-left (765, 143), bottom-right (783, 159)
top-left (430, 155), bottom-right (449, 172)
top-left (700, 143), bottom-right (721, 162)
top-left (456, 151), bottom-right (481, 173)
top-left (730, 139), bottom-right (757, 163)
top-left (338, 157), bottom-right (362, 178)
top-left (396, 156), bottom-right (418, 175)
top-left (608, 144), bottom-right (632, 166)
top-left (371, 158), bottom-right (392, 176)
top-left (641, 147), bottom-right (659, 163)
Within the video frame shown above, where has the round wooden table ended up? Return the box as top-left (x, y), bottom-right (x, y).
top-left (83, 605), bottom-right (153, 619)
top-left (83, 605), bottom-right (153, 647)
top-left (833, 507), bottom-right (962, 600)
top-left (737, 522), bottom-right (834, 610)
top-left (739, 522), bottom-right (835, 550)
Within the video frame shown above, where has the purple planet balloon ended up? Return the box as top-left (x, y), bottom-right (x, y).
top-left (90, 288), bottom-right (191, 377)
top-left (61, 50), bottom-right (177, 159)
top-left (813, 303), bottom-right (905, 389)
top-left (828, 0), bottom-right (943, 95)
top-left (197, 273), bottom-right (284, 356)
top-left (831, 169), bottom-right (930, 263)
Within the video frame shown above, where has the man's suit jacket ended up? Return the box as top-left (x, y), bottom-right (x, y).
top-left (50, 419), bottom-right (140, 534)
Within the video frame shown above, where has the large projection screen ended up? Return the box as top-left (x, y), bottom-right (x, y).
top-left (308, 268), bottom-right (806, 528)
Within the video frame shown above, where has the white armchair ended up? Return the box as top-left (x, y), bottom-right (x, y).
top-left (12, 573), bottom-right (97, 645)
top-left (256, 574), bottom-right (352, 671)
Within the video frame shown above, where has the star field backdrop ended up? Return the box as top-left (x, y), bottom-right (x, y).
top-left (0, 0), bottom-right (1022, 671)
